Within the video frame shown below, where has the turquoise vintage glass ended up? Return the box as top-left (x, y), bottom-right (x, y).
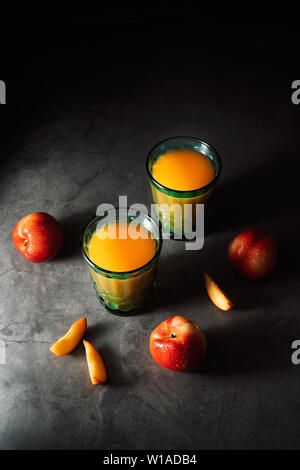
top-left (81, 208), bottom-right (162, 316)
top-left (146, 136), bottom-right (222, 236)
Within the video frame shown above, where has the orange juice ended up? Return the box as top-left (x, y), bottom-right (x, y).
top-left (84, 219), bottom-right (159, 313)
top-left (88, 221), bottom-right (156, 272)
top-left (149, 146), bottom-right (217, 235)
top-left (152, 149), bottom-right (214, 191)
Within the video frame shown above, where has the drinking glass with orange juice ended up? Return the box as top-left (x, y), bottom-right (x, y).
top-left (81, 208), bottom-right (162, 315)
top-left (146, 137), bottom-right (221, 238)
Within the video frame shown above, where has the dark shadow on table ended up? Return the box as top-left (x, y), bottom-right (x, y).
top-left (202, 311), bottom-right (290, 376)
top-left (206, 152), bottom-right (300, 236)
top-left (58, 211), bottom-right (95, 260)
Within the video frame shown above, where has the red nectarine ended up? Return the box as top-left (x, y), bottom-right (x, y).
top-left (12, 212), bottom-right (63, 263)
top-left (150, 316), bottom-right (206, 372)
top-left (228, 228), bottom-right (278, 280)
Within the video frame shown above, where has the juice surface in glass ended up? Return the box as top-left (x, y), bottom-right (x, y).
top-left (88, 221), bottom-right (156, 272)
top-left (152, 149), bottom-right (214, 191)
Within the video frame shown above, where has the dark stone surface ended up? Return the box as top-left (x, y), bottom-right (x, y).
top-left (0, 7), bottom-right (300, 450)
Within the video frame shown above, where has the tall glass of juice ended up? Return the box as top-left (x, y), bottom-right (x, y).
top-left (81, 208), bottom-right (162, 315)
top-left (146, 136), bottom-right (221, 238)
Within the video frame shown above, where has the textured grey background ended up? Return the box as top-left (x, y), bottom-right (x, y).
top-left (1, 7), bottom-right (300, 450)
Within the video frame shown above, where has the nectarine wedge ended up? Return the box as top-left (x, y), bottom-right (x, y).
top-left (83, 340), bottom-right (107, 385)
top-left (204, 273), bottom-right (234, 311)
top-left (50, 317), bottom-right (87, 356)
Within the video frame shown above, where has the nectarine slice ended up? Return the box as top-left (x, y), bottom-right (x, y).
top-left (83, 340), bottom-right (107, 385)
top-left (50, 317), bottom-right (87, 356)
top-left (204, 273), bottom-right (234, 311)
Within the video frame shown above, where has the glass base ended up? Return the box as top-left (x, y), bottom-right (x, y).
top-left (93, 281), bottom-right (156, 316)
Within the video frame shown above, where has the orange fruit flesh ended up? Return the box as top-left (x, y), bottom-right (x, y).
top-left (50, 317), bottom-right (87, 356)
top-left (83, 339), bottom-right (108, 385)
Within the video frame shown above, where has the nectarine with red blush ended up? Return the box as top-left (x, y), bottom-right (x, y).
top-left (12, 212), bottom-right (63, 263)
top-left (150, 316), bottom-right (206, 372)
top-left (228, 228), bottom-right (278, 280)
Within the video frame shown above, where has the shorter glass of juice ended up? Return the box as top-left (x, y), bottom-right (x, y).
top-left (81, 208), bottom-right (162, 315)
top-left (146, 136), bottom-right (222, 237)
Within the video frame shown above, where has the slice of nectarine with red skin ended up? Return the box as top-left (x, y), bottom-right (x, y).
top-left (83, 340), bottom-right (107, 385)
top-left (204, 273), bottom-right (234, 311)
top-left (50, 317), bottom-right (87, 356)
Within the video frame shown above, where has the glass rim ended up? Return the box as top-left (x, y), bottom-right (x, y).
top-left (145, 135), bottom-right (222, 198)
top-left (80, 208), bottom-right (163, 277)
